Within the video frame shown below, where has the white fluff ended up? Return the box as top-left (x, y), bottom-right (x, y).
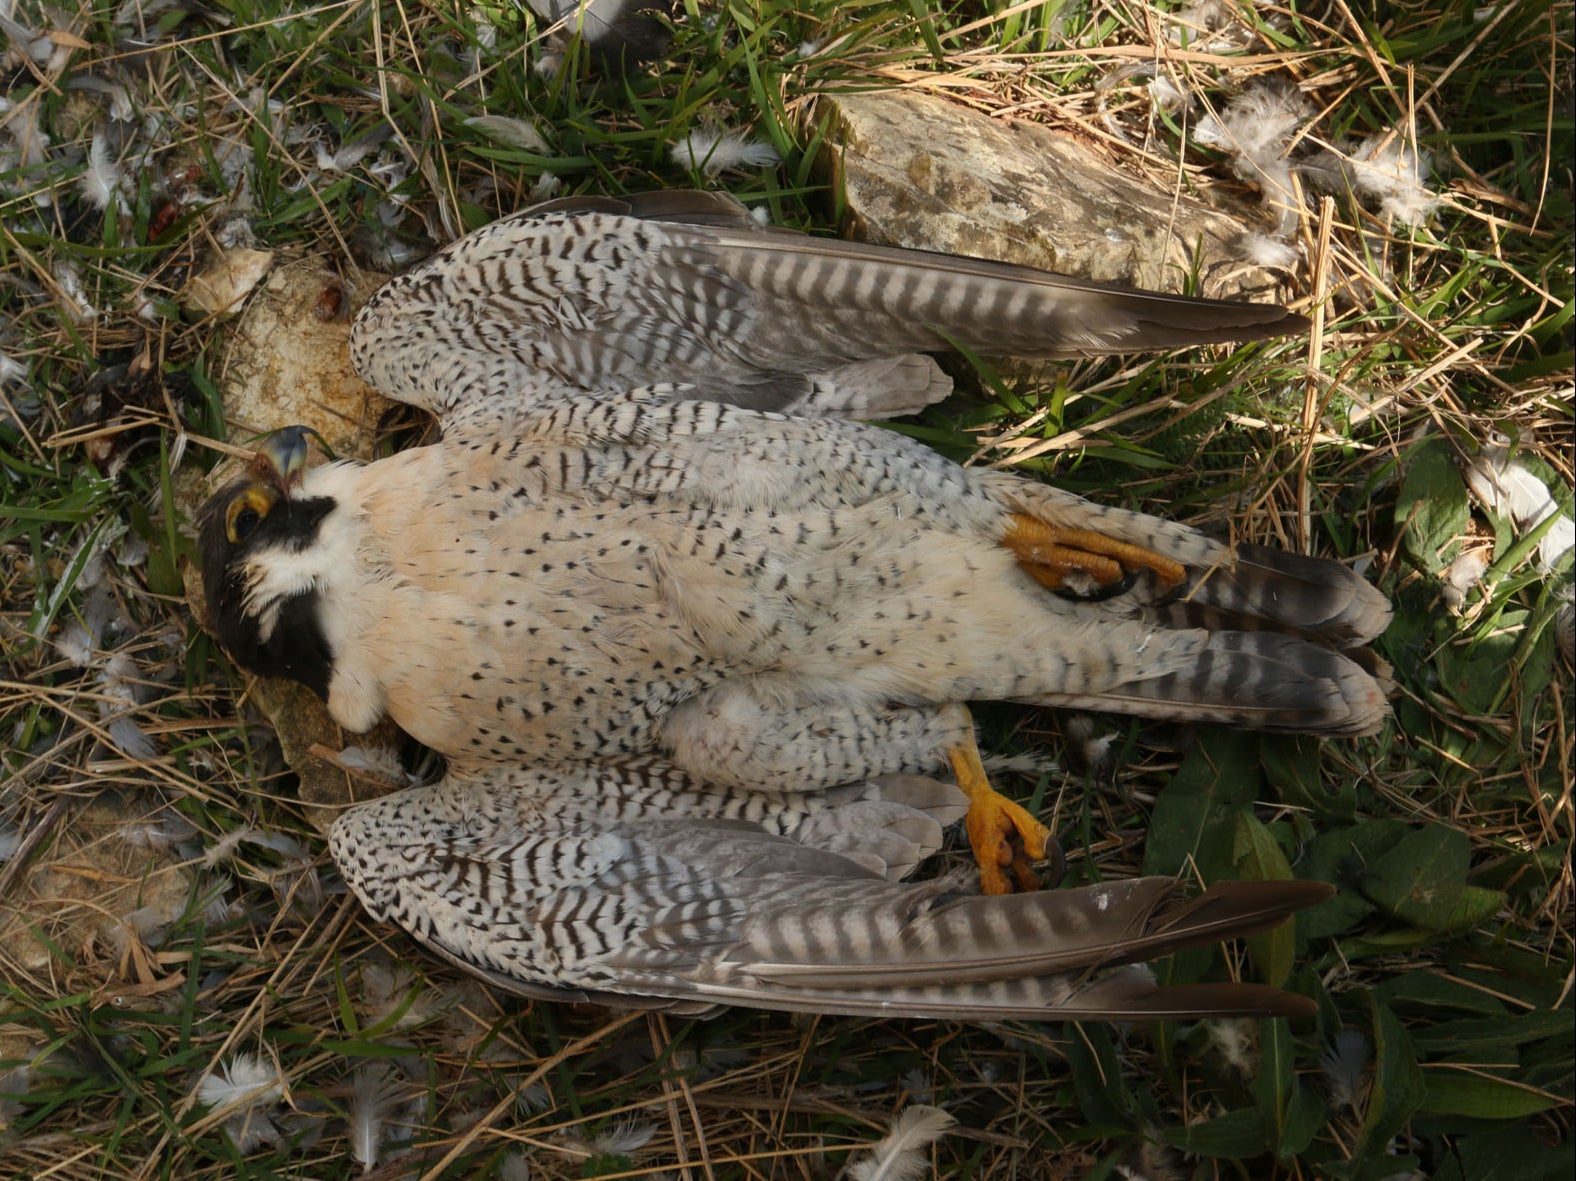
top-left (80, 131), bottom-right (130, 214)
top-left (0, 824), bottom-right (20, 863)
top-left (846, 1105), bottom-right (956, 1181)
top-left (1346, 133), bottom-right (1440, 225)
top-left (1236, 231), bottom-right (1299, 267)
top-left (1464, 446), bottom-right (1575, 576)
top-left (53, 620), bottom-right (97, 668)
top-left (1, 349), bottom-right (27, 387)
top-left (347, 1063), bottom-right (400, 1173)
top-left (1321, 1028), bottom-right (1370, 1112)
top-left (1194, 84), bottom-right (1312, 236)
top-left (670, 128), bottom-right (780, 176)
top-left (338, 744), bottom-right (418, 787)
top-left (1206, 1017), bottom-right (1258, 1075)
top-left (530, 172), bottom-right (563, 202)
top-left (1441, 549), bottom-right (1490, 610)
top-left (198, 1052), bottom-right (284, 1112)
top-left (590, 1117), bottom-right (656, 1155)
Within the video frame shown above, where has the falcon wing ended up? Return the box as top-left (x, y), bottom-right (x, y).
top-left (330, 771), bottom-right (1331, 1020)
top-left (349, 190), bottom-right (1307, 433)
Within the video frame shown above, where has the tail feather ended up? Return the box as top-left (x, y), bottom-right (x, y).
top-left (1160, 544), bottom-right (1392, 646)
top-left (1033, 631), bottom-right (1388, 735)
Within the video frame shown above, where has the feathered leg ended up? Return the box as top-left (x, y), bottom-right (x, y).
top-left (662, 692), bottom-right (1057, 894)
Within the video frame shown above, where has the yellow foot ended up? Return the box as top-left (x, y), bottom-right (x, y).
top-left (1002, 514), bottom-right (1186, 595)
top-left (947, 730), bottom-right (1060, 895)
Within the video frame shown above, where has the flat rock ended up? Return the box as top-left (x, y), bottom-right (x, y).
top-left (817, 89), bottom-right (1286, 302)
top-left (183, 256), bottom-right (410, 833)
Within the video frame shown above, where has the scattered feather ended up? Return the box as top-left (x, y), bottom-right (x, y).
top-left (347, 1063), bottom-right (401, 1174)
top-left (1321, 1028), bottom-right (1370, 1112)
top-left (359, 959), bottom-right (441, 1030)
top-left (198, 1052), bottom-right (284, 1113)
top-left (200, 826), bottom-right (304, 870)
top-left (1236, 231), bottom-right (1299, 267)
top-left (669, 127), bottom-right (780, 176)
top-left (1206, 1018), bottom-right (1258, 1075)
top-left (591, 1117), bottom-right (656, 1156)
top-left (54, 258), bottom-right (99, 321)
top-left (1148, 72), bottom-right (1190, 112)
top-left (313, 125), bottom-right (392, 174)
top-left (556, 1116), bottom-right (657, 1159)
top-left (530, 172), bottom-right (563, 202)
top-left (464, 114), bottom-right (549, 153)
top-left (499, 1151), bottom-right (532, 1181)
top-left (53, 620), bottom-right (97, 668)
top-left (119, 901), bottom-right (172, 946)
top-left (0, 1064), bottom-right (31, 1125)
top-left (1194, 83), bottom-right (1313, 236)
top-left (0, 824), bottom-right (20, 864)
top-left (80, 131), bottom-right (131, 214)
top-left (1464, 446), bottom-right (1575, 575)
top-left (337, 744), bottom-right (420, 787)
top-left (1, 349), bottom-right (28, 387)
top-left (66, 74), bottom-right (135, 122)
top-left (845, 1105), bottom-right (956, 1181)
top-left (184, 246), bottom-right (275, 319)
top-left (223, 1109), bottom-right (282, 1152)
top-left (1345, 133), bottom-right (1439, 225)
top-left (1441, 548), bottom-right (1489, 610)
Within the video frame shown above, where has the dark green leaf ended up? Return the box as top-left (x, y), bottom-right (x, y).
top-left (1161, 1106), bottom-right (1270, 1157)
top-left (1234, 813), bottom-right (1297, 986)
top-left (1249, 1017), bottom-right (1298, 1155)
top-left (1411, 1009), bottom-right (1575, 1056)
top-left (1353, 993), bottom-right (1427, 1163)
top-left (1361, 824), bottom-right (1469, 929)
top-left (1395, 437), bottom-right (1471, 574)
top-left (1419, 1069), bottom-right (1564, 1118)
top-left (1143, 731), bottom-right (1260, 879)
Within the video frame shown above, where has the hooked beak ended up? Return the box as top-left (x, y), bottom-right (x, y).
top-left (248, 426), bottom-right (314, 494)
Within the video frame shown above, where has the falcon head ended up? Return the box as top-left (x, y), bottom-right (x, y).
top-left (197, 426), bottom-right (339, 699)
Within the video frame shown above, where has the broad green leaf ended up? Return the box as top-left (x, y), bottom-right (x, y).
top-left (1294, 820), bottom-right (1410, 938)
top-left (1411, 1009), bottom-right (1575, 1056)
top-left (1161, 1106), bottom-right (1270, 1158)
top-left (1418, 1069), bottom-right (1564, 1118)
top-left (1261, 735), bottom-right (1355, 817)
top-left (1234, 813), bottom-right (1297, 986)
top-left (1249, 1017), bottom-right (1300, 1156)
top-left (1432, 1133), bottom-right (1576, 1181)
top-left (1395, 436), bottom-right (1471, 574)
top-left (1440, 885), bottom-right (1506, 931)
top-left (1065, 1024), bottom-right (1141, 1130)
top-left (1377, 971), bottom-right (1510, 1016)
top-left (1360, 824), bottom-right (1469, 929)
top-left (1279, 1084), bottom-right (1326, 1159)
top-left (1353, 993), bottom-right (1427, 1164)
top-left (1143, 731), bottom-right (1259, 880)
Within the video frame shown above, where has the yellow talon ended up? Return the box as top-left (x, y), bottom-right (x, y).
top-left (947, 727), bottom-right (1059, 895)
top-left (1003, 514), bottom-right (1186, 593)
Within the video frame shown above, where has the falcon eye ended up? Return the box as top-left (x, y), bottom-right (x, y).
top-left (224, 486), bottom-right (278, 544)
top-left (234, 507), bottom-right (260, 538)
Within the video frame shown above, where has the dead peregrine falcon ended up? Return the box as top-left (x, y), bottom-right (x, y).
top-left (196, 190), bottom-right (1381, 1016)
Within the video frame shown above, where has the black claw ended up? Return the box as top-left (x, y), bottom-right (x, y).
top-left (1039, 834), bottom-right (1067, 888)
top-left (1055, 569), bottom-right (1139, 603)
